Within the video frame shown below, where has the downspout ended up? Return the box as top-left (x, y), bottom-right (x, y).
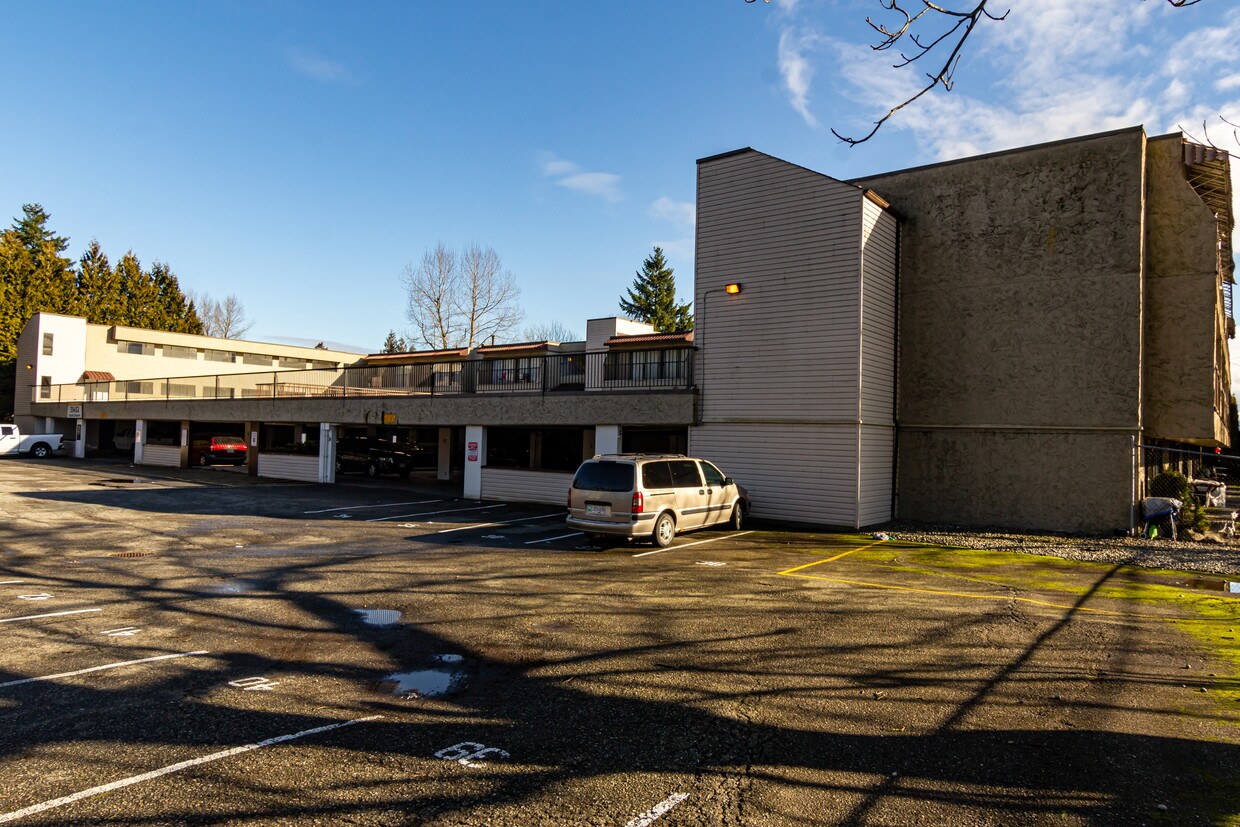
top-left (890, 218), bottom-right (901, 523)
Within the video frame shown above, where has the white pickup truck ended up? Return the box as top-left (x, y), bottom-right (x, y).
top-left (0, 424), bottom-right (65, 458)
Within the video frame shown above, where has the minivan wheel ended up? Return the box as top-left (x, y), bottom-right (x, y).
top-left (728, 503), bottom-right (745, 531)
top-left (198, 454), bottom-right (209, 467)
top-left (652, 513), bottom-right (676, 548)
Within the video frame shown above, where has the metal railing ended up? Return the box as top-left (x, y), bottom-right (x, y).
top-left (33, 349), bottom-right (696, 404)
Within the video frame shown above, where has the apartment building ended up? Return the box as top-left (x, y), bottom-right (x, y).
top-left (18, 126), bottom-right (1233, 533)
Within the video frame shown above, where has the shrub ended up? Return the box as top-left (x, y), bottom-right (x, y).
top-left (1149, 469), bottom-right (1210, 533)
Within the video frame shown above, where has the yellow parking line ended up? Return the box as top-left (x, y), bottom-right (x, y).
top-left (777, 538), bottom-right (1207, 622)
top-left (777, 539), bottom-right (888, 575)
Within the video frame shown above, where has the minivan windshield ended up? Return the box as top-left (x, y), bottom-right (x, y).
top-left (573, 462), bottom-right (634, 492)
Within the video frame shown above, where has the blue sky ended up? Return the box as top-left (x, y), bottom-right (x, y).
top-left (1, 1), bottom-right (1236, 359)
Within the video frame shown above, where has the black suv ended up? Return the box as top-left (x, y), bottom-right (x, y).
top-left (336, 436), bottom-right (414, 478)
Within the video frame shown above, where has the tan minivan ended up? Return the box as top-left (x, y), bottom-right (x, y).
top-left (566, 454), bottom-right (749, 547)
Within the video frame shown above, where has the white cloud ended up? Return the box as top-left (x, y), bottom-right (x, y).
top-left (557, 172), bottom-right (623, 203)
top-left (778, 27), bottom-right (820, 128)
top-left (538, 152), bottom-right (623, 202)
top-left (537, 152), bottom-right (580, 177)
top-left (654, 238), bottom-right (694, 263)
top-left (650, 197), bottom-right (695, 226)
top-left (1217, 74), bottom-right (1240, 93)
top-left (285, 48), bottom-right (354, 84)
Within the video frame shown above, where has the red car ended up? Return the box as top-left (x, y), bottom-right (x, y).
top-left (190, 436), bottom-right (248, 466)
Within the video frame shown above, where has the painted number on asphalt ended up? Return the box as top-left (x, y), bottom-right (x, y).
top-left (434, 741), bottom-right (510, 767)
top-left (17, 593), bottom-right (53, 601)
top-left (101, 627), bottom-right (142, 637)
top-left (229, 676), bottom-right (280, 691)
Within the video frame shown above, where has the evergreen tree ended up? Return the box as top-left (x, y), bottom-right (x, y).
top-left (0, 204), bottom-right (76, 360)
top-left (381, 330), bottom-right (408, 353)
top-left (618, 246), bottom-right (693, 332)
top-left (75, 240), bottom-right (122, 325)
top-left (151, 261), bottom-right (203, 334)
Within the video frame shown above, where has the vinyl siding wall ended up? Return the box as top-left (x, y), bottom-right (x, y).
top-left (257, 453), bottom-right (320, 482)
top-left (141, 444), bottom-right (181, 468)
top-left (695, 151), bottom-right (865, 423)
top-left (482, 468), bottom-right (573, 506)
top-left (858, 199), bottom-right (899, 524)
top-left (691, 424), bottom-right (860, 525)
top-left (692, 150), bottom-right (898, 527)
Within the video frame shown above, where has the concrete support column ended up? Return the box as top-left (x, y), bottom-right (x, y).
top-left (595, 425), bottom-right (620, 455)
top-left (44, 417), bottom-right (53, 434)
top-left (73, 419), bottom-right (86, 459)
top-left (246, 422), bottom-right (258, 476)
top-left (133, 419), bottom-right (145, 465)
top-left (463, 425), bottom-right (485, 499)
top-left (437, 427), bottom-right (452, 481)
top-left (179, 421), bottom-right (190, 468)
top-left (318, 423), bottom-right (337, 484)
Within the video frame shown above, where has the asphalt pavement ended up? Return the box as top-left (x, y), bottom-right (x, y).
top-left (0, 456), bottom-right (1238, 826)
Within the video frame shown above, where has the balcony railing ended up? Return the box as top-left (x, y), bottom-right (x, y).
top-left (33, 349), bottom-right (696, 404)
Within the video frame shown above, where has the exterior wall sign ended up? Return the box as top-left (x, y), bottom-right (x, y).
top-left (382, 412), bottom-right (397, 425)
top-left (67, 404), bottom-right (82, 418)
top-left (467, 441), bottom-right (479, 462)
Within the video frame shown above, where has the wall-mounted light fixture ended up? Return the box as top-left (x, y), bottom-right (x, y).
top-left (24, 364), bottom-right (32, 370)
top-left (725, 283), bottom-right (742, 295)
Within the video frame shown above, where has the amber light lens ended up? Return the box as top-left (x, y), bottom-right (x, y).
top-left (725, 283), bottom-right (742, 294)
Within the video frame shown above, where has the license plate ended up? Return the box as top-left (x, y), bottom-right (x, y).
top-left (586, 504), bottom-right (609, 516)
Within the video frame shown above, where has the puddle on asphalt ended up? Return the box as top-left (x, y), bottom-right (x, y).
top-left (213, 580), bottom-right (255, 594)
top-left (381, 655), bottom-right (469, 699)
top-left (355, 608), bottom-right (402, 626)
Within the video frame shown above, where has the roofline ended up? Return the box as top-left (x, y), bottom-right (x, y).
top-left (849, 125), bottom-right (1148, 184)
top-left (697, 147), bottom-right (756, 165)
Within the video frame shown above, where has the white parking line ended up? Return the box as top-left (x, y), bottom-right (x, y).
top-left (303, 499), bottom-right (441, 514)
top-left (0, 715), bottom-right (383, 824)
top-left (0, 651), bottom-right (209, 689)
top-left (367, 504), bottom-right (503, 523)
top-left (524, 531), bottom-right (583, 545)
top-left (436, 513), bottom-right (565, 534)
top-left (631, 531), bottom-right (754, 558)
top-left (0, 580), bottom-right (28, 585)
top-left (625, 793), bottom-right (689, 827)
top-left (0, 608), bottom-right (102, 624)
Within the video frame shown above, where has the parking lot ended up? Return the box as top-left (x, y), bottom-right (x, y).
top-left (0, 458), bottom-right (1238, 825)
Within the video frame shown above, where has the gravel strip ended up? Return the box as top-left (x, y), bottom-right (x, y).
top-left (878, 523), bottom-right (1240, 578)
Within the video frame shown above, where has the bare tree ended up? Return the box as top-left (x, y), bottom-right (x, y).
top-left (746, 0), bottom-right (1206, 146)
top-left (402, 243), bottom-right (459, 350)
top-left (521, 320), bottom-right (580, 343)
top-left (189, 291), bottom-right (254, 339)
top-left (402, 242), bottom-right (523, 350)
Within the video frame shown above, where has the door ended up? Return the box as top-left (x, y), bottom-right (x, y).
top-left (697, 460), bottom-right (733, 527)
top-left (667, 459), bottom-right (707, 529)
top-left (0, 425), bottom-right (17, 456)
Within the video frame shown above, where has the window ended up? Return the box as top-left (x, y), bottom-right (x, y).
top-left (488, 357), bottom-right (539, 385)
top-left (700, 461), bottom-right (727, 487)
top-left (278, 359), bottom-right (311, 370)
top-left (574, 462), bottom-right (634, 492)
top-left (311, 360), bottom-right (337, 371)
top-left (204, 349), bottom-right (235, 363)
top-left (39, 376), bottom-right (51, 399)
top-left (117, 341), bottom-right (154, 356)
top-left (167, 383), bottom-right (196, 398)
top-left (42, 333), bottom-right (53, 356)
top-left (668, 460), bottom-right (701, 488)
top-left (242, 353), bottom-right (273, 366)
top-left (642, 462), bottom-right (673, 489)
top-left (124, 381), bottom-right (155, 396)
top-left (162, 345), bottom-right (197, 360)
top-left (1, 425), bottom-right (13, 436)
top-left (604, 349), bottom-right (688, 383)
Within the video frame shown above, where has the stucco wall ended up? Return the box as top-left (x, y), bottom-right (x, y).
top-left (856, 128), bottom-right (1148, 532)
top-left (897, 429), bottom-right (1136, 533)
top-left (1143, 134), bottom-right (1229, 444)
